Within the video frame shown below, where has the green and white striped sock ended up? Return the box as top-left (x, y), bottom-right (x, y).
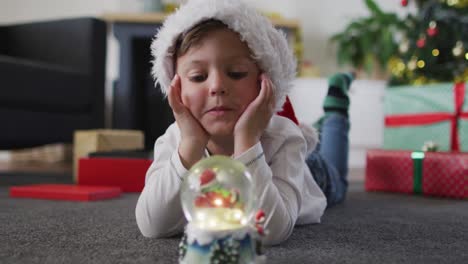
top-left (313, 72), bottom-right (354, 130)
top-left (323, 72), bottom-right (354, 117)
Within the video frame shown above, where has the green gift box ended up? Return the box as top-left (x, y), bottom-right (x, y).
top-left (384, 82), bottom-right (468, 152)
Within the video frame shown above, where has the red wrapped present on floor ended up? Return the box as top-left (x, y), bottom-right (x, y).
top-left (78, 157), bottom-right (152, 192)
top-left (9, 184), bottom-right (121, 201)
top-left (365, 149), bottom-right (468, 199)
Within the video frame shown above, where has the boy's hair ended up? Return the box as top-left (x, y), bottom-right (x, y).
top-left (172, 19), bottom-right (229, 59)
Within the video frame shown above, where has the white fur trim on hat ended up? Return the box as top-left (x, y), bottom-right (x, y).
top-left (151, 0), bottom-right (297, 112)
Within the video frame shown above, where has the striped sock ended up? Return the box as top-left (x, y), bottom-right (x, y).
top-left (323, 72), bottom-right (354, 117)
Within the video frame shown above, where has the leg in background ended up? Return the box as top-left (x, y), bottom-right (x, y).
top-left (307, 73), bottom-right (353, 207)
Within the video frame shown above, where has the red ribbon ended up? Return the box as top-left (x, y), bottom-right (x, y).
top-left (385, 83), bottom-right (467, 152)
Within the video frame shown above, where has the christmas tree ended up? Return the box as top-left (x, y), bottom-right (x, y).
top-left (389, 0), bottom-right (468, 85)
top-left (330, 0), bottom-right (406, 79)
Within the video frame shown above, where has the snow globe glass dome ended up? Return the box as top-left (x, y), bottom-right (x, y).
top-left (180, 155), bottom-right (257, 231)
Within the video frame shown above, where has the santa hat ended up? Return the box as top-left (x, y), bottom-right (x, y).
top-left (199, 169), bottom-right (217, 188)
top-left (150, 0), bottom-right (297, 112)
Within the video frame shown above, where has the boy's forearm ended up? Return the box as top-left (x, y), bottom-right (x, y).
top-left (233, 133), bottom-right (260, 157)
top-left (178, 139), bottom-right (206, 169)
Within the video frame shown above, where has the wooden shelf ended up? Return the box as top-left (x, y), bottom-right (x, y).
top-left (102, 12), bottom-right (299, 29)
top-left (268, 16), bottom-right (300, 29)
top-left (102, 13), bottom-right (167, 24)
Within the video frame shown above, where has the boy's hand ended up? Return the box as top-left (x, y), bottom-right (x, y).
top-left (168, 74), bottom-right (209, 168)
top-left (233, 74), bottom-right (275, 156)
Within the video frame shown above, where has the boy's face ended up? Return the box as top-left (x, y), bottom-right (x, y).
top-left (176, 28), bottom-right (261, 137)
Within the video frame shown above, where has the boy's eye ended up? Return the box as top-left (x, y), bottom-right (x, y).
top-left (188, 74), bottom-right (207, 82)
top-left (228, 72), bottom-right (248, 80)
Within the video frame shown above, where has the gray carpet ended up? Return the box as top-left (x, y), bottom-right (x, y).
top-left (1, 176), bottom-right (467, 264)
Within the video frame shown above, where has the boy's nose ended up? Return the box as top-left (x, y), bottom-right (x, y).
top-left (210, 89), bottom-right (226, 96)
top-left (208, 73), bottom-right (228, 96)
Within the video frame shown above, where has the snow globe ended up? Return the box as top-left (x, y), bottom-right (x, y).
top-left (178, 155), bottom-right (266, 264)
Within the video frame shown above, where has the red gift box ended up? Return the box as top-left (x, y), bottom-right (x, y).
top-left (78, 158), bottom-right (152, 192)
top-left (9, 184), bottom-right (121, 201)
top-left (365, 149), bottom-right (468, 199)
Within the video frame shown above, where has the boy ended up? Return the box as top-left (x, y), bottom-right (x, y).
top-left (136, 0), bottom-right (352, 245)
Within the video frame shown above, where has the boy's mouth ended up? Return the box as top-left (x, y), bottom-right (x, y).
top-left (206, 106), bottom-right (233, 115)
top-left (210, 106), bottom-right (230, 110)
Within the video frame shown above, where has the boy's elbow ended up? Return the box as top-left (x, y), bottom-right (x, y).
top-left (139, 227), bottom-right (156, 238)
top-left (135, 208), bottom-right (167, 238)
top-left (262, 220), bottom-right (294, 246)
top-left (136, 213), bottom-right (157, 238)
top-left (135, 204), bottom-right (183, 238)
top-left (262, 230), bottom-right (292, 246)
top-left (138, 226), bottom-right (165, 238)
top-left (135, 202), bottom-right (165, 238)
top-left (136, 216), bottom-right (172, 238)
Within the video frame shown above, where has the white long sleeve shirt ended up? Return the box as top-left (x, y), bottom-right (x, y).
top-left (135, 115), bottom-right (327, 245)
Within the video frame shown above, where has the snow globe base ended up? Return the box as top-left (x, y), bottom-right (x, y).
top-left (179, 223), bottom-right (265, 264)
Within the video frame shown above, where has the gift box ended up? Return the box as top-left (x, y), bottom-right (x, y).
top-left (383, 82), bottom-right (468, 152)
top-left (10, 184), bottom-right (121, 201)
top-left (73, 129), bottom-right (144, 181)
top-left (365, 149), bottom-right (468, 199)
top-left (78, 157), bottom-right (152, 192)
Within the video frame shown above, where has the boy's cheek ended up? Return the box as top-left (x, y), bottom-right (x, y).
top-left (180, 93), bottom-right (189, 106)
top-left (179, 82), bottom-right (189, 105)
top-left (180, 90), bottom-right (196, 107)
